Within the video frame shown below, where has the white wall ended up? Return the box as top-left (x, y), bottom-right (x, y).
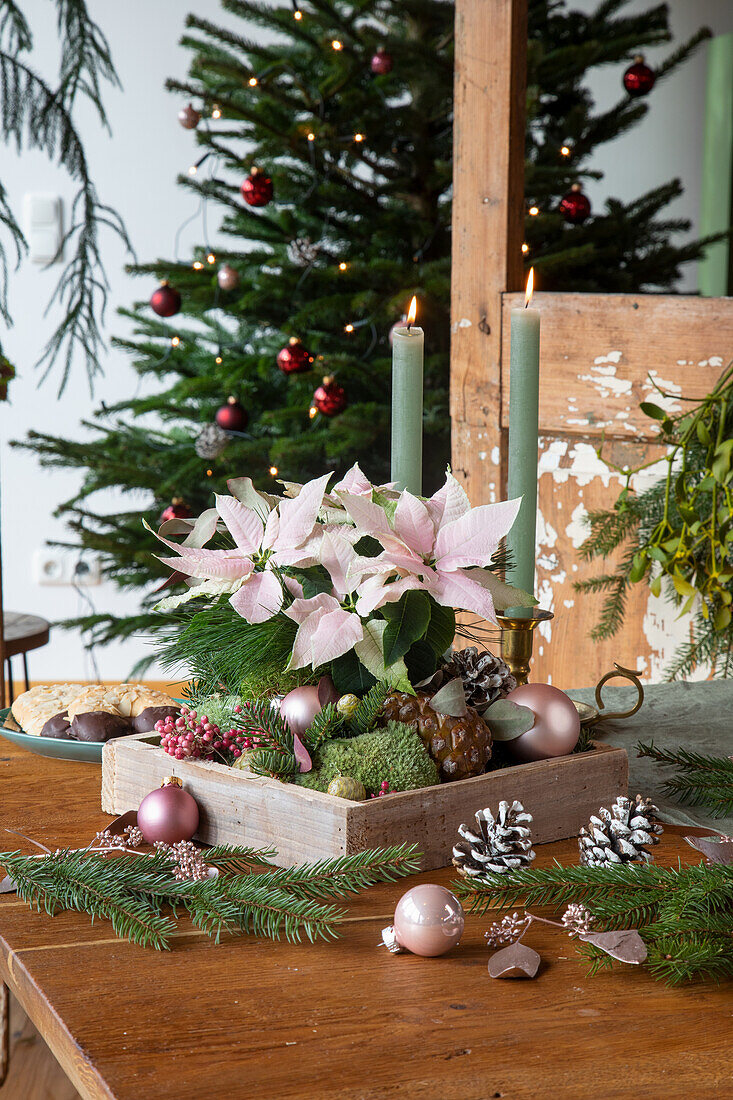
top-left (1, 1), bottom-right (731, 682)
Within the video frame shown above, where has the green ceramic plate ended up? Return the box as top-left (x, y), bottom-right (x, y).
top-left (0, 708), bottom-right (106, 762)
top-left (0, 701), bottom-right (181, 764)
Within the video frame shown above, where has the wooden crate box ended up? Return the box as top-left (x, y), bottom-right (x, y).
top-left (102, 735), bottom-right (628, 870)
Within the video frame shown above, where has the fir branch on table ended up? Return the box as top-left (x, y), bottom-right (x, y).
top-left (0, 841), bottom-right (420, 950)
top-left (637, 741), bottom-right (733, 818)
top-left (455, 861), bottom-right (733, 985)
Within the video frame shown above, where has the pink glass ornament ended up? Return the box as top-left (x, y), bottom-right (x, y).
top-left (384, 884), bottom-right (464, 957)
top-left (279, 686), bottom-right (322, 738)
top-left (502, 683), bottom-right (580, 763)
top-left (137, 777), bottom-right (199, 845)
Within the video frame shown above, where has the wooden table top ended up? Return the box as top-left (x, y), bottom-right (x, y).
top-left (0, 739), bottom-right (730, 1100)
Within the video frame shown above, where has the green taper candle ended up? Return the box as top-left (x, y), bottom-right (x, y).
top-left (391, 296), bottom-right (424, 495)
top-left (700, 34), bottom-right (733, 297)
top-left (506, 270), bottom-right (540, 599)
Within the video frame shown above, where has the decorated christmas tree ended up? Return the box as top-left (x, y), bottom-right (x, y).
top-left (18, 0), bottom-right (713, 662)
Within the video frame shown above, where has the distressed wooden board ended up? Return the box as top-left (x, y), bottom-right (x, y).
top-left (500, 292), bottom-right (733, 440)
top-left (102, 735), bottom-right (628, 870)
top-left (531, 436), bottom-right (672, 686)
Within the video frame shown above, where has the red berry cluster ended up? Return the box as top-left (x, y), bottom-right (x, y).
top-left (156, 705), bottom-right (257, 762)
top-left (370, 780), bottom-right (391, 799)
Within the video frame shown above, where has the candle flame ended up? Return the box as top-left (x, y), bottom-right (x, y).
top-left (525, 268), bottom-right (534, 308)
top-left (407, 296), bottom-right (418, 326)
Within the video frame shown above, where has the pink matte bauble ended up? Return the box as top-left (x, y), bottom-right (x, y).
top-left (279, 686), bottom-right (322, 738)
top-left (137, 781), bottom-right (199, 845)
top-left (393, 885), bottom-right (464, 957)
top-left (503, 683), bottom-right (580, 763)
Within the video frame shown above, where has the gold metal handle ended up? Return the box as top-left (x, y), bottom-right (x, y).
top-left (593, 663), bottom-right (644, 723)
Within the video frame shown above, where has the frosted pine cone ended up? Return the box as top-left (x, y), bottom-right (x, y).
top-left (424, 647), bottom-right (516, 714)
top-left (195, 423), bottom-right (230, 459)
top-left (578, 794), bottom-right (663, 867)
top-left (453, 800), bottom-right (535, 879)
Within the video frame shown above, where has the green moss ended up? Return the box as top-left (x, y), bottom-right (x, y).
top-left (296, 722), bottom-right (439, 795)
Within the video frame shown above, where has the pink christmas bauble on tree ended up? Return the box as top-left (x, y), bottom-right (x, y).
top-left (370, 47), bottom-right (393, 75)
top-left (137, 777), bottom-right (199, 845)
top-left (559, 184), bottom-right (591, 225)
top-left (241, 168), bottom-right (273, 207)
top-left (382, 885), bottom-right (464, 957)
top-left (215, 396), bottom-right (249, 432)
top-left (178, 102), bottom-right (201, 130)
top-left (623, 55), bottom-right (655, 98)
top-left (150, 281), bottom-right (182, 317)
top-left (313, 376), bottom-right (347, 417)
top-left (217, 264), bottom-right (240, 291)
top-left (277, 338), bottom-right (314, 374)
top-left (501, 683), bottom-right (580, 763)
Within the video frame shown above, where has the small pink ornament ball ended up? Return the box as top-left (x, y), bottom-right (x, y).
top-left (279, 675), bottom-right (338, 738)
top-left (137, 777), bottom-right (199, 845)
top-left (385, 885), bottom-right (464, 957)
top-left (503, 683), bottom-right (580, 763)
top-left (217, 264), bottom-right (240, 291)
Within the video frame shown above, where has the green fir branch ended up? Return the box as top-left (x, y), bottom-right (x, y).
top-left (637, 741), bottom-right (733, 818)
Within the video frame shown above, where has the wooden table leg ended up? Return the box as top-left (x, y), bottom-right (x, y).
top-left (0, 981), bottom-right (9, 1086)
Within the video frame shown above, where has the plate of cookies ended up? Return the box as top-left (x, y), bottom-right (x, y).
top-left (0, 683), bottom-right (182, 762)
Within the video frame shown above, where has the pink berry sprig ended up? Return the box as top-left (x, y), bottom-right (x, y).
top-left (369, 780), bottom-right (391, 799)
top-left (155, 705), bottom-right (255, 762)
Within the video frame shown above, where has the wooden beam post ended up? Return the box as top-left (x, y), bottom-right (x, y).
top-left (450, 0), bottom-right (527, 505)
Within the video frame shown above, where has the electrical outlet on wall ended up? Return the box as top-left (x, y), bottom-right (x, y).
top-left (33, 549), bottom-right (101, 586)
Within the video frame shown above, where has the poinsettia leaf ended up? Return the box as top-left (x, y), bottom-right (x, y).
top-left (330, 650), bottom-right (377, 695)
top-left (381, 590), bottom-right (431, 666)
top-left (488, 941), bottom-right (541, 979)
top-left (484, 699), bottom-right (535, 741)
top-left (423, 599), bottom-right (456, 656)
top-left (404, 639), bottom-right (439, 686)
top-left (354, 620), bottom-right (412, 689)
top-left (153, 578), bottom-right (242, 611)
top-left (465, 568), bottom-right (537, 611)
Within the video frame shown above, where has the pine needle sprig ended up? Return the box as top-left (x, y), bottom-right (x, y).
top-left (457, 861), bottom-right (733, 985)
top-left (3, 850), bottom-right (176, 949)
top-left (303, 703), bottom-right (344, 752)
top-left (0, 841), bottom-right (418, 949)
top-left (248, 844), bottom-right (421, 902)
top-left (637, 741), bottom-right (733, 818)
top-left (347, 682), bottom-right (390, 737)
top-left (235, 697), bottom-right (298, 779)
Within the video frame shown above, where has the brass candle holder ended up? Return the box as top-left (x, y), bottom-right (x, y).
top-left (495, 609), bottom-right (554, 687)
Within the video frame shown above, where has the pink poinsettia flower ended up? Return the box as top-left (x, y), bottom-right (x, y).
top-left (155, 472), bottom-right (332, 624)
top-left (284, 592), bottom-right (364, 670)
top-left (335, 473), bottom-right (523, 623)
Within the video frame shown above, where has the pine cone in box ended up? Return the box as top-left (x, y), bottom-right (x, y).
top-left (423, 647), bottom-right (516, 714)
top-left (381, 690), bottom-right (491, 782)
top-left (578, 794), bottom-right (663, 867)
top-left (453, 800), bottom-right (535, 879)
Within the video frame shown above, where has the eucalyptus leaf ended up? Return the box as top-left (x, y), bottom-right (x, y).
top-left (428, 678), bottom-right (467, 717)
top-left (484, 699), bottom-right (535, 741)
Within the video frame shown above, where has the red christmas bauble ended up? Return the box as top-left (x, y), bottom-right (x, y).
top-left (150, 282), bottom-right (182, 317)
top-left (559, 184), bottom-right (591, 225)
top-left (370, 47), bottom-right (393, 75)
top-left (215, 396), bottom-right (249, 432)
top-left (160, 499), bottom-right (192, 523)
top-left (217, 264), bottom-right (240, 291)
top-left (137, 777), bottom-right (199, 845)
top-left (623, 55), bottom-right (656, 98)
top-left (313, 376), bottom-right (347, 417)
top-left (178, 102), bottom-right (200, 129)
top-left (241, 168), bottom-right (273, 207)
top-left (277, 337), bottom-right (314, 374)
